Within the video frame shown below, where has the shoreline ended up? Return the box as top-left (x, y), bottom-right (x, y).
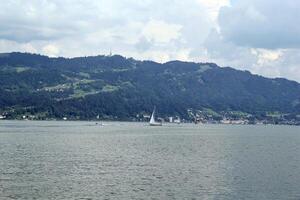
top-left (1, 119), bottom-right (299, 126)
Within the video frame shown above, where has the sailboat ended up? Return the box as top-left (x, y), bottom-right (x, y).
top-left (149, 107), bottom-right (162, 126)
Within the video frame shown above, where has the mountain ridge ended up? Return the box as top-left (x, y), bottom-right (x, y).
top-left (0, 52), bottom-right (300, 123)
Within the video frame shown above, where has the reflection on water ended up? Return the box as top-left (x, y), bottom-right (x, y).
top-left (0, 121), bottom-right (300, 199)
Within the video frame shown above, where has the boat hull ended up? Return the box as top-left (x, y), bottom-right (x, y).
top-left (149, 123), bottom-right (162, 126)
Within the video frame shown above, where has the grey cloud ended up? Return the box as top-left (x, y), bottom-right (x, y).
top-left (0, 1), bottom-right (87, 42)
top-left (218, 0), bottom-right (300, 49)
top-left (135, 37), bottom-right (153, 52)
top-left (204, 29), bottom-right (300, 82)
top-left (2, 0), bottom-right (300, 82)
top-left (204, 29), bottom-right (257, 68)
top-left (0, 0), bottom-right (128, 42)
top-left (0, 0), bottom-right (210, 44)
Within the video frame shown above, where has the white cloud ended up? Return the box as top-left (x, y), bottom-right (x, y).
top-left (42, 44), bottom-right (60, 57)
top-left (128, 48), bottom-right (191, 63)
top-left (196, 0), bottom-right (230, 21)
top-left (251, 49), bottom-right (283, 66)
top-left (142, 20), bottom-right (182, 43)
top-left (1, 0), bottom-right (300, 82)
top-left (0, 40), bottom-right (38, 54)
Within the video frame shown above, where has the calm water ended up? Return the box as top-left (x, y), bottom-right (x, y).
top-left (0, 121), bottom-right (300, 200)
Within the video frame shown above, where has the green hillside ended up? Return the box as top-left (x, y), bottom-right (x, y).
top-left (0, 52), bottom-right (300, 123)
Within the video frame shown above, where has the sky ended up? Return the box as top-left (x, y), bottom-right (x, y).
top-left (1, 0), bottom-right (300, 81)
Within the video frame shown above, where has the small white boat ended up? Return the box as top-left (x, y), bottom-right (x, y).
top-left (149, 107), bottom-right (162, 126)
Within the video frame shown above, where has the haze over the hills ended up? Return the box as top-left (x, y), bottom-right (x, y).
top-left (1, 0), bottom-right (300, 81)
top-left (0, 52), bottom-right (300, 121)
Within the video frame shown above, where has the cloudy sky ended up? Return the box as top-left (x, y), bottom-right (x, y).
top-left (1, 0), bottom-right (300, 81)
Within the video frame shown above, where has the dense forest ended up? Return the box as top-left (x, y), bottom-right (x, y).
top-left (0, 52), bottom-right (300, 121)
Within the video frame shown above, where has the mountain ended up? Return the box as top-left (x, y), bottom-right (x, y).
top-left (0, 52), bottom-right (300, 121)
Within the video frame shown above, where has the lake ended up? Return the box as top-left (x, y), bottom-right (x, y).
top-left (0, 121), bottom-right (300, 199)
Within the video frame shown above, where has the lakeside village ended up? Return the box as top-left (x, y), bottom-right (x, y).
top-left (138, 109), bottom-right (300, 126)
top-left (1, 108), bottom-right (300, 126)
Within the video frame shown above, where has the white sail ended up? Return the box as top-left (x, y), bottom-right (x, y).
top-left (150, 109), bottom-right (156, 124)
top-left (149, 107), bottom-right (162, 126)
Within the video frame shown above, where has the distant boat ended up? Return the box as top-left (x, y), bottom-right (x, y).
top-left (149, 107), bottom-right (162, 126)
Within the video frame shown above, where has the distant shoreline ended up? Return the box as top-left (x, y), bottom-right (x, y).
top-left (1, 119), bottom-right (299, 126)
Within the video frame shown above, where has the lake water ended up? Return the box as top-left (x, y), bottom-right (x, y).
top-left (0, 121), bottom-right (300, 200)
